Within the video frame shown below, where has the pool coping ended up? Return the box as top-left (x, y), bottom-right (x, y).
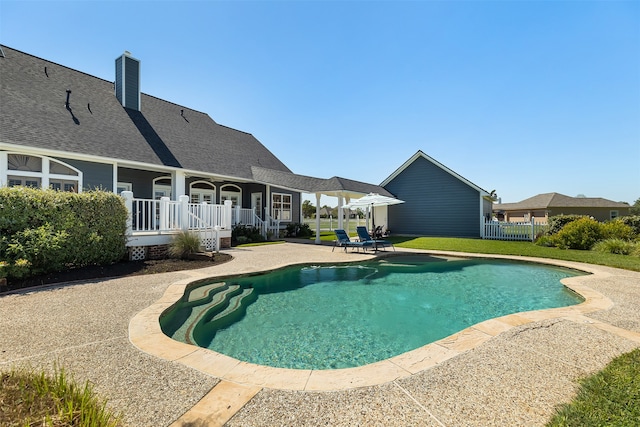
top-left (129, 250), bottom-right (617, 392)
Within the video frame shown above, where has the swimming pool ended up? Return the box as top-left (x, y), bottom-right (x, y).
top-left (160, 255), bottom-right (584, 370)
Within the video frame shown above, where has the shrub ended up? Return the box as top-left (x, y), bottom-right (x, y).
top-left (602, 220), bottom-right (635, 241)
top-left (554, 217), bottom-right (604, 250)
top-left (616, 215), bottom-right (640, 236)
top-left (592, 239), bottom-right (636, 255)
top-left (546, 215), bottom-right (587, 236)
top-left (232, 224), bottom-right (264, 245)
top-left (168, 231), bottom-right (201, 259)
top-left (0, 187), bottom-right (127, 281)
top-left (534, 235), bottom-right (557, 247)
top-left (284, 222), bottom-right (313, 238)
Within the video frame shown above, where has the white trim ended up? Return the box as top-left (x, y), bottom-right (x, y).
top-left (2, 152), bottom-right (82, 192)
top-left (271, 192), bottom-right (292, 221)
top-left (0, 142), bottom-right (256, 185)
top-left (220, 184), bottom-right (242, 207)
top-left (380, 150), bottom-right (490, 196)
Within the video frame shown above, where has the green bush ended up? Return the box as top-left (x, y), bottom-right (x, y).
top-left (534, 235), bottom-right (556, 247)
top-left (554, 217), bottom-right (604, 250)
top-left (592, 239), bottom-right (636, 255)
top-left (602, 220), bottom-right (635, 241)
top-left (546, 215), bottom-right (587, 236)
top-left (0, 187), bottom-right (127, 280)
top-left (231, 224), bottom-right (264, 245)
top-left (284, 222), bottom-right (313, 238)
top-left (168, 231), bottom-right (201, 259)
top-left (616, 215), bottom-right (640, 236)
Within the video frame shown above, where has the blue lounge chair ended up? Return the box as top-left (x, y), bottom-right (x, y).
top-left (356, 226), bottom-right (394, 251)
top-left (332, 229), bottom-right (373, 252)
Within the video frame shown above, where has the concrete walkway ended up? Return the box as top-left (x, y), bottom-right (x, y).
top-left (2, 243), bottom-right (639, 426)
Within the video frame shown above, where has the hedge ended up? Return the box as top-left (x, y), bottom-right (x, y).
top-left (0, 187), bottom-right (128, 280)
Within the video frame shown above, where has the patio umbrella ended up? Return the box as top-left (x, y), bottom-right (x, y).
top-left (342, 193), bottom-right (405, 232)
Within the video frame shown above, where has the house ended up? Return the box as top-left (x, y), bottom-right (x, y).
top-left (493, 193), bottom-right (631, 223)
top-left (0, 45), bottom-right (391, 253)
top-left (381, 150), bottom-right (494, 237)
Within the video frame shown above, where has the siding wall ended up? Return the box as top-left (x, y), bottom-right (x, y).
top-left (58, 157), bottom-right (113, 191)
top-left (384, 156), bottom-right (480, 237)
top-left (117, 167), bottom-right (166, 199)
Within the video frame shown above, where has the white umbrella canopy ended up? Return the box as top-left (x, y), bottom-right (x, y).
top-left (342, 193), bottom-right (404, 232)
top-left (342, 193), bottom-right (405, 209)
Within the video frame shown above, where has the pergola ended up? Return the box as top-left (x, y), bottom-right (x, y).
top-left (251, 167), bottom-right (395, 243)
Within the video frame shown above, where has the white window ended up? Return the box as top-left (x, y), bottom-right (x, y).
top-left (153, 177), bottom-right (172, 199)
top-left (117, 182), bottom-right (132, 195)
top-left (272, 193), bottom-right (292, 221)
top-left (4, 153), bottom-right (81, 192)
top-left (610, 210), bottom-right (619, 220)
top-left (220, 184), bottom-right (241, 207)
top-left (190, 181), bottom-right (216, 203)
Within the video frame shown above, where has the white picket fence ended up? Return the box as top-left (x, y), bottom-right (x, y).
top-left (482, 218), bottom-right (546, 241)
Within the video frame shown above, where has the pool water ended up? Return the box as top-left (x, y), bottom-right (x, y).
top-left (161, 255), bottom-right (583, 370)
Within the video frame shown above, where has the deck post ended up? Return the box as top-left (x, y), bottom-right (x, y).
top-left (159, 196), bottom-right (169, 231)
top-left (179, 195), bottom-right (189, 231)
top-left (223, 200), bottom-right (233, 230)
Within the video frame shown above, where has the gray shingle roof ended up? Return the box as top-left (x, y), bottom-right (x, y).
top-left (0, 45), bottom-right (291, 180)
top-left (251, 166), bottom-right (393, 197)
top-left (494, 192), bottom-right (630, 210)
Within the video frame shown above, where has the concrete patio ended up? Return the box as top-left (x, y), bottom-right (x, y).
top-left (1, 243), bottom-right (639, 426)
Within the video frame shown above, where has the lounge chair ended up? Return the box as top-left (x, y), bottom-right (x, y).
top-left (332, 229), bottom-right (373, 253)
top-left (356, 226), bottom-right (394, 251)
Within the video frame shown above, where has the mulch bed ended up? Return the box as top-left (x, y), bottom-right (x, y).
top-left (2, 253), bottom-right (233, 293)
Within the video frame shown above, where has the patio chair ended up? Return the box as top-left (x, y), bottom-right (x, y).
top-left (332, 229), bottom-right (373, 253)
top-left (356, 226), bottom-right (394, 252)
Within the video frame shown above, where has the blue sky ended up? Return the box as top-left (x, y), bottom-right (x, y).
top-left (1, 0), bottom-right (639, 206)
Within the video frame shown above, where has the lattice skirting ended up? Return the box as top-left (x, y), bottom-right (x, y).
top-left (129, 246), bottom-right (146, 261)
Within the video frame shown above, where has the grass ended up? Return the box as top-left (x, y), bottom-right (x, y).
top-left (547, 348), bottom-right (640, 427)
top-left (0, 366), bottom-right (122, 427)
top-left (312, 232), bottom-right (640, 272)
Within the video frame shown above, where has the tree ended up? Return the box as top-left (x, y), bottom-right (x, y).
top-left (631, 198), bottom-right (640, 216)
top-left (302, 200), bottom-right (316, 218)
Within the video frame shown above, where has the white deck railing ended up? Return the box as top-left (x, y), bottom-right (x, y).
top-left (231, 207), bottom-right (281, 239)
top-left (482, 218), bottom-right (546, 241)
top-left (121, 192), bottom-right (233, 234)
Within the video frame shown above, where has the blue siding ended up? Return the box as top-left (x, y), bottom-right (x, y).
top-left (124, 56), bottom-right (139, 110)
top-left (385, 157), bottom-right (480, 237)
top-left (57, 157), bottom-right (113, 191)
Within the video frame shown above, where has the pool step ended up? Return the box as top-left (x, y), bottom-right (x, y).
top-left (160, 282), bottom-right (235, 339)
top-left (184, 284), bottom-right (242, 344)
top-left (190, 287), bottom-right (258, 347)
top-left (186, 282), bottom-right (227, 303)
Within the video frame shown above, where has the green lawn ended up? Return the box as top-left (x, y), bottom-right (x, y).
top-left (309, 232), bottom-right (640, 272)
top-left (547, 348), bottom-right (640, 427)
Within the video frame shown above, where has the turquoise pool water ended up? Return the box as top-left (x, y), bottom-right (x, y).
top-left (161, 255), bottom-right (584, 370)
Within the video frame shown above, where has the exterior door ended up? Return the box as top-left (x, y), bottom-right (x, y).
top-left (251, 192), bottom-right (262, 218)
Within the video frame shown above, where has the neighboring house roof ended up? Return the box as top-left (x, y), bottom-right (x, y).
top-left (251, 166), bottom-right (392, 197)
top-left (380, 150), bottom-right (491, 196)
top-left (494, 192), bottom-right (630, 211)
top-left (0, 45), bottom-right (291, 181)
